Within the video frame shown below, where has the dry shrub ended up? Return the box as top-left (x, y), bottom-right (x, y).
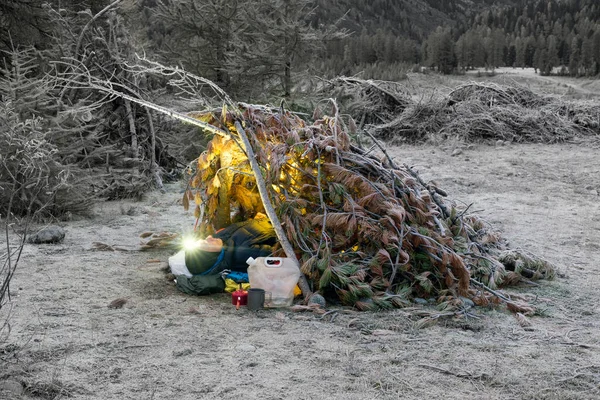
top-left (0, 100), bottom-right (89, 319)
top-left (0, 4), bottom-right (183, 217)
top-left (0, 101), bottom-right (80, 219)
top-left (330, 79), bottom-right (600, 143)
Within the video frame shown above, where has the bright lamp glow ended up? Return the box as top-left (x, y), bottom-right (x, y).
top-left (182, 237), bottom-right (199, 251)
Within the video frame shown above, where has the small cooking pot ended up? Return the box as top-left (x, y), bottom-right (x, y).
top-left (232, 288), bottom-right (248, 309)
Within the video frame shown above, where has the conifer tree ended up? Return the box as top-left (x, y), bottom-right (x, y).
top-left (424, 26), bottom-right (456, 74)
top-left (149, 0), bottom-right (344, 99)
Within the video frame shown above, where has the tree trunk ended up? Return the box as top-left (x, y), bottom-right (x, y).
top-left (234, 120), bottom-right (313, 300)
top-left (125, 100), bottom-right (138, 159)
top-left (284, 60), bottom-right (291, 98)
top-left (214, 150), bottom-right (232, 230)
top-left (146, 109), bottom-right (164, 192)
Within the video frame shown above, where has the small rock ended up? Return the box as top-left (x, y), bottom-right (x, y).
top-left (173, 348), bottom-right (193, 357)
top-left (28, 225), bottom-right (65, 244)
top-left (108, 298), bottom-right (128, 309)
top-left (0, 379), bottom-right (23, 396)
top-left (451, 149), bottom-right (463, 156)
top-left (235, 344), bottom-right (256, 352)
top-left (496, 140), bottom-right (504, 146)
top-left (414, 297), bottom-right (428, 305)
top-left (307, 293), bottom-right (326, 308)
top-left (459, 296), bottom-right (475, 309)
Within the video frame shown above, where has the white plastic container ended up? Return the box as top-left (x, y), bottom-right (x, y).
top-left (246, 257), bottom-right (300, 307)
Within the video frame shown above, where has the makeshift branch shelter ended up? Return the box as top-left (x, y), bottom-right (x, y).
top-left (85, 63), bottom-right (556, 312)
top-left (182, 102), bottom-right (555, 312)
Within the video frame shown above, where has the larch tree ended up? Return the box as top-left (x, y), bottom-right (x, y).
top-left (148, 0), bottom-right (345, 100)
top-left (425, 26), bottom-right (456, 74)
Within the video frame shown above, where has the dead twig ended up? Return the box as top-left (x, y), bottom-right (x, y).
top-left (418, 364), bottom-right (490, 380)
top-left (560, 341), bottom-right (600, 350)
top-left (404, 163), bottom-right (451, 219)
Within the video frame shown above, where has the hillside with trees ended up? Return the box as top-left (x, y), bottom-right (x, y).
top-left (311, 0), bottom-right (518, 78)
top-left (5, 0), bottom-right (599, 103)
top-left (312, 0), bottom-right (600, 78)
top-left (431, 0), bottom-right (600, 76)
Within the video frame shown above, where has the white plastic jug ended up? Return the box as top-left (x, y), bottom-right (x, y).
top-left (246, 257), bottom-right (300, 307)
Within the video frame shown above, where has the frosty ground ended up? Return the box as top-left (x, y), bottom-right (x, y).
top-left (1, 140), bottom-right (599, 400)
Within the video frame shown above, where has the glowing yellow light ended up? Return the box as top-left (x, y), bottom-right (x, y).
top-left (182, 237), bottom-right (199, 251)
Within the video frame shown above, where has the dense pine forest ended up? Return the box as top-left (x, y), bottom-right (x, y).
top-left (2, 0), bottom-right (600, 100)
top-left (317, 0), bottom-right (600, 77)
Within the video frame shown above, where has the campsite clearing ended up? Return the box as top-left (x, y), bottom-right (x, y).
top-left (2, 139), bottom-right (599, 399)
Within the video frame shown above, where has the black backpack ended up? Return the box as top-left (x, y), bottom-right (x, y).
top-left (175, 274), bottom-right (226, 296)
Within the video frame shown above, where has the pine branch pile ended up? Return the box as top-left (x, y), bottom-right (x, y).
top-left (185, 103), bottom-right (555, 311)
top-left (329, 79), bottom-right (600, 143)
top-left (326, 77), bottom-right (410, 127)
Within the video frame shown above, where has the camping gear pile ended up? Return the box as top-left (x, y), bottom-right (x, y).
top-left (182, 103), bottom-right (555, 312)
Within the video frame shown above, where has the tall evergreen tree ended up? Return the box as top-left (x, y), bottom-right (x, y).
top-left (546, 34), bottom-right (560, 68)
top-left (581, 35), bottom-right (593, 74)
top-left (515, 36), bottom-right (526, 67)
top-left (488, 28), bottom-right (506, 68)
top-left (592, 30), bottom-right (600, 75)
top-left (424, 26), bottom-right (456, 74)
top-left (570, 35), bottom-right (582, 75)
top-left (149, 0), bottom-right (344, 99)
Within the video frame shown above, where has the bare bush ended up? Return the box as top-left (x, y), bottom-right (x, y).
top-left (0, 2), bottom-right (185, 213)
top-left (328, 79), bottom-right (600, 143)
top-left (0, 101), bottom-right (68, 327)
top-left (0, 102), bottom-right (70, 218)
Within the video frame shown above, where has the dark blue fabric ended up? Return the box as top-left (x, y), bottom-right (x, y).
top-left (215, 219), bottom-right (276, 272)
top-left (198, 248), bottom-right (225, 276)
top-left (226, 271), bottom-right (249, 283)
top-left (185, 247), bottom-right (222, 275)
